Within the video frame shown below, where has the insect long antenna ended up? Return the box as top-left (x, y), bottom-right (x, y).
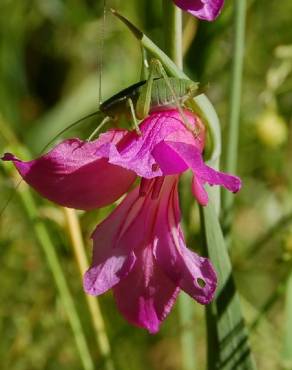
top-left (98, 0), bottom-right (107, 107)
top-left (87, 116), bottom-right (111, 141)
top-left (41, 111), bottom-right (100, 154)
top-left (0, 179), bottom-right (22, 221)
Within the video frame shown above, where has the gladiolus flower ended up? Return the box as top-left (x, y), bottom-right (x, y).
top-left (173, 0), bottom-right (224, 21)
top-left (2, 109), bottom-right (241, 332)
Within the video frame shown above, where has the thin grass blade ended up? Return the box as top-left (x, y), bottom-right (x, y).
top-left (201, 201), bottom-right (257, 370)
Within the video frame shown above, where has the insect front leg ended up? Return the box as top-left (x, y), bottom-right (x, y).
top-left (87, 116), bottom-right (111, 141)
top-left (127, 98), bottom-right (141, 135)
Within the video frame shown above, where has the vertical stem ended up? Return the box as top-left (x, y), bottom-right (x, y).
top-left (163, 0), bottom-right (183, 68)
top-left (63, 208), bottom-right (115, 370)
top-left (205, 304), bottom-right (218, 369)
top-left (178, 293), bottom-right (198, 370)
top-left (0, 120), bottom-right (94, 370)
top-left (19, 183), bottom-right (94, 370)
top-left (162, 3), bottom-right (196, 370)
top-left (222, 0), bottom-right (246, 226)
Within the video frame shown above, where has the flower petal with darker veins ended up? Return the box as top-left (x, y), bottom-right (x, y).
top-left (2, 131), bottom-right (136, 210)
top-left (114, 245), bottom-right (180, 334)
top-left (153, 177), bottom-right (217, 304)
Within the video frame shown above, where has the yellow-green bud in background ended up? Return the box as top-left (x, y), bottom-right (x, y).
top-left (256, 110), bottom-right (288, 148)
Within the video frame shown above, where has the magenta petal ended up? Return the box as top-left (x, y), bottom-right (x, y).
top-left (113, 246), bottom-right (180, 334)
top-left (95, 109), bottom-right (200, 179)
top-left (192, 175), bottom-right (209, 206)
top-left (166, 142), bottom-right (242, 194)
top-left (153, 177), bottom-right (217, 304)
top-left (2, 132), bottom-right (136, 210)
top-left (84, 251), bottom-right (136, 296)
top-left (173, 0), bottom-right (224, 21)
top-left (152, 141), bottom-right (189, 174)
top-left (84, 186), bottom-right (150, 295)
top-left (84, 181), bottom-right (163, 296)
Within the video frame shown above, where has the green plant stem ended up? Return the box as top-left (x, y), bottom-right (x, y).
top-left (178, 293), bottom-right (197, 370)
top-left (222, 0), bottom-right (246, 228)
top-left (200, 201), bottom-right (257, 370)
top-left (162, 3), bottom-right (196, 370)
top-left (0, 119), bottom-right (94, 370)
top-left (163, 0), bottom-right (183, 68)
top-left (63, 207), bottom-right (114, 370)
top-left (16, 176), bottom-right (94, 370)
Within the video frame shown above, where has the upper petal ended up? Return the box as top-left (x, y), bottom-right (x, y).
top-left (153, 176), bottom-right (217, 304)
top-left (165, 141), bottom-right (242, 194)
top-left (2, 131), bottom-right (136, 210)
top-left (173, 0), bottom-right (224, 21)
top-left (113, 245), bottom-right (180, 334)
top-left (152, 141), bottom-right (189, 174)
top-left (96, 109), bottom-right (203, 179)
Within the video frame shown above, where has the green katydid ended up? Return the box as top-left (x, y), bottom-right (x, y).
top-left (1, 18), bottom-right (200, 218)
top-left (111, 8), bottom-right (222, 166)
top-left (41, 57), bottom-right (200, 148)
top-left (97, 58), bottom-right (200, 136)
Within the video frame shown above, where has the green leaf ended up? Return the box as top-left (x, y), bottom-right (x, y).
top-left (201, 201), bottom-right (257, 370)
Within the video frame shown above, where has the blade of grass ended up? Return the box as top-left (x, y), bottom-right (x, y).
top-left (5, 164), bottom-right (95, 370)
top-left (0, 119), bottom-right (94, 370)
top-left (163, 0), bottom-right (183, 67)
top-left (178, 292), bottom-right (198, 370)
top-left (63, 207), bottom-right (115, 370)
top-left (222, 0), bottom-right (246, 231)
top-left (201, 200), bottom-right (257, 370)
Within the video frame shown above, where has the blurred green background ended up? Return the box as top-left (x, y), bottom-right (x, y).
top-left (1, 0), bottom-right (292, 369)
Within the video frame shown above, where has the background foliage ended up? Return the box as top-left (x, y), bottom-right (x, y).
top-left (1, 0), bottom-right (292, 369)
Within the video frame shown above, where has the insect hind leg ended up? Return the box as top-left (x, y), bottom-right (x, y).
top-left (148, 59), bottom-right (197, 134)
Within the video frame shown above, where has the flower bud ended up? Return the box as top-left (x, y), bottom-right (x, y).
top-left (256, 110), bottom-right (288, 148)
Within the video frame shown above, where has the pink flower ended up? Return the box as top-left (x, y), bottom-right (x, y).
top-left (2, 109), bottom-right (241, 333)
top-left (173, 0), bottom-right (224, 21)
